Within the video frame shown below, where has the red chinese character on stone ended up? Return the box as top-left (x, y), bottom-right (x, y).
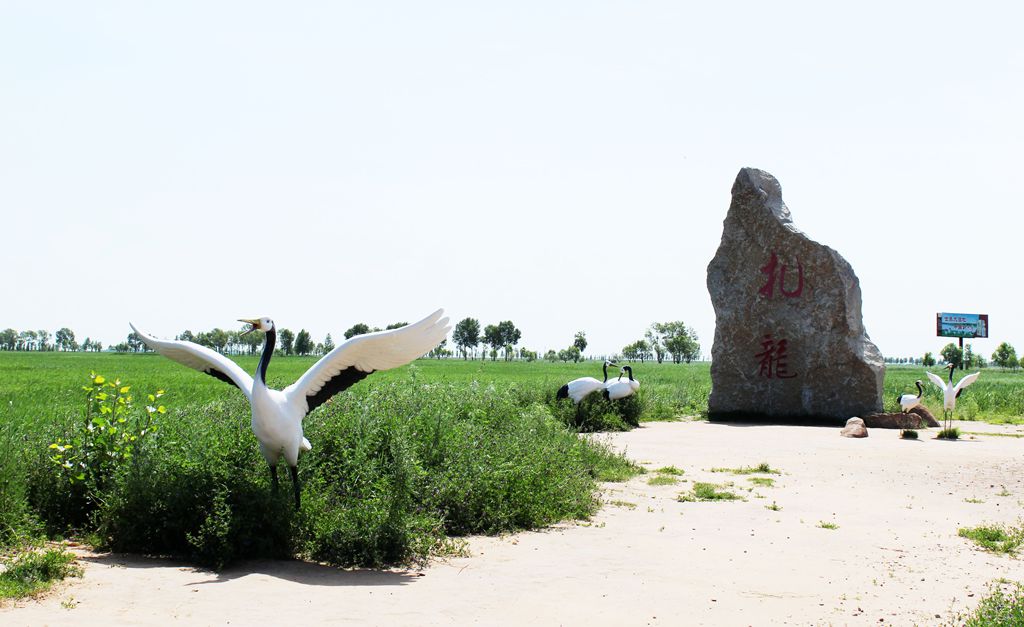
top-left (758, 251), bottom-right (804, 299)
top-left (754, 333), bottom-right (797, 379)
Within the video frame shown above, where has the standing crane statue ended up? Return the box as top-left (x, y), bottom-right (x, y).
top-left (603, 365), bottom-right (640, 400)
top-left (130, 309), bottom-right (450, 508)
top-left (897, 380), bottom-right (925, 414)
top-left (557, 360), bottom-right (618, 404)
top-left (925, 364), bottom-right (980, 433)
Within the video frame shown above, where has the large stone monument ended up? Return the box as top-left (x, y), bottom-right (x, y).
top-left (706, 168), bottom-right (884, 420)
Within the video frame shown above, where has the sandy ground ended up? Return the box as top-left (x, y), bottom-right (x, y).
top-left (5, 420), bottom-right (1024, 626)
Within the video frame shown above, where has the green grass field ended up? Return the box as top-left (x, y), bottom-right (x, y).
top-left (2, 352), bottom-right (1022, 573)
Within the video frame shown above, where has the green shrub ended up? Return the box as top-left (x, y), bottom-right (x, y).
top-left (961, 580), bottom-right (1024, 626)
top-left (959, 523), bottom-right (1024, 555)
top-left (549, 389), bottom-right (645, 432)
top-left (0, 421), bottom-right (37, 548)
top-left (0, 547), bottom-right (81, 599)
top-left (27, 376), bottom-right (640, 570)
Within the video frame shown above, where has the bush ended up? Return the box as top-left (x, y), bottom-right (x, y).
top-left (549, 389), bottom-right (645, 432)
top-left (0, 422), bottom-right (38, 548)
top-left (26, 376), bottom-right (640, 569)
top-left (961, 580), bottom-right (1024, 626)
top-left (0, 547), bottom-right (81, 599)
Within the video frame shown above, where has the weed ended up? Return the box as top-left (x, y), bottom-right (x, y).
top-left (766, 501), bottom-right (782, 511)
top-left (965, 498), bottom-right (985, 504)
top-left (0, 546), bottom-right (81, 599)
top-left (654, 466), bottom-right (685, 476)
top-left (748, 477), bottom-right (774, 487)
top-left (958, 579), bottom-right (1024, 626)
top-left (608, 500), bottom-right (637, 509)
top-left (647, 475), bottom-right (679, 486)
top-left (900, 429), bottom-right (919, 439)
top-left (959, 523), bottom-right (1024, 555)
top-left (678, 482), bottom-right (743, 502)
top-left (937, 427), bottom-right (961, 440)
top-left (817, 521), bottom-right (839, 530)
top-left (711, 462), bottom-right (779, 475)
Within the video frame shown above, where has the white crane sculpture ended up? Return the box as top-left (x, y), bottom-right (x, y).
top-left (130, 309), bottom-right (450, 507)
top-left (926, 364), bottom-right (980, 433)
top-left (603, 365), bottom-right (640, 400)
top-left (897, 380), bottom-right (925, 414)
top-left (557, 360), bottom-right (618, 404)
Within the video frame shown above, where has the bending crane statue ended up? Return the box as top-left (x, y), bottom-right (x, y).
top-left (926, 364), bottom-right (980, 432)
top-left (131, 310), bottom-right (450, 507)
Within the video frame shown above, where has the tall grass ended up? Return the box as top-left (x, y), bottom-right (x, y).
top-left (1, 355), bottom-right (641, 567)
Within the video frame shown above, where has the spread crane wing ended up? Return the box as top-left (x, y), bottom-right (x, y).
top-left (925, 370), bottom-right (947, 392)
top-left (954, 372), bottom-right (981, 397)
top-left (130, 323), bottom-right (254, 400)
top-left (284, 309), bottom-right (450, 416)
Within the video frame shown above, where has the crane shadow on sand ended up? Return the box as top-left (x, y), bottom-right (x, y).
top-left (78, 552), bottom-right (419, 587)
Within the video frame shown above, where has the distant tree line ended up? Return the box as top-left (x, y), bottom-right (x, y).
top-left (618, 322), bottom-right (700, 364)
top-left (452, 318), bottom-right (523, 361)
top-left (884, 341), bottom-right (1024, 371)
top-left (0, 327), bottom-right (103, 352)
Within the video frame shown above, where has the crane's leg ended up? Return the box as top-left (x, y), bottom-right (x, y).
top-left (289, 466), bottom-right (301, 509)
top-left (269, 464), bottom-right (279, 494)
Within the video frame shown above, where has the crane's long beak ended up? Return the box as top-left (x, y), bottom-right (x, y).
top-left (239, 318), bottom-right (260, 336)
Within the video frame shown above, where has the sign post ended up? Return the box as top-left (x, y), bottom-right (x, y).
top-left (936, 313), bottom-right (989, 370)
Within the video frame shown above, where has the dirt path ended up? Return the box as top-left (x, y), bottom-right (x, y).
top-left (5, 421), bottom-right (1024, 625)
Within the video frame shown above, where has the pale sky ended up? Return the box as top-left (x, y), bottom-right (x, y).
top-left (2, 2), bottom-right (1022, 360)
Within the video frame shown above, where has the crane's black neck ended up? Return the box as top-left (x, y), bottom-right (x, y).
top-left (623, 366), bottom-right (633, 381)
top-left (258, 327), bottom-right (276, 384)
top-left (602, 362), bottom-right (608, 383)
top-left (948, 366), bottom-right (955, 384)
top-left (915, 380), bottom-right (923, 398)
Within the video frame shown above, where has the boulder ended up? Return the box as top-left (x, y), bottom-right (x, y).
top-left (863, 406), bottom-right (939, 429)
top-left (706, 168), bottom-right (885, 420)
top-left (841, 417), bottom-right (868, 438)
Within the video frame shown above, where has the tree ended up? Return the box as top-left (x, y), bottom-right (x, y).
top-left (55, 327), bottom-right (76, 352)
top-left (242, 329), bottom-right (264, 354)
top-left (573, 331), bottom-right (587, 355)
top-left (126, 331), bottom-right (144, 353)
top-left (19, 330), bottom-right (37, 351)
top-left (544, 349), bottom-right (558, 362)
top-left (622, 339), bottom-right (652, 363)
top-left (178, 330), bottom-right (196, 342)
top-left (279, 329), bottom-right (295, 355)
top-left (0, 329), bottom-right (16, 351)
top-left (323, 333), bottom-right (335, 353)
top-left (385, 322), bottom-right (408, 330)
top-left (483, 324), bottom-right (503, 361)
top-left (994, 343), bottom-right (1020, 370)
top-left (645, 327), bottom-right (666, 364)
top-left (428, 338), bottom-right (449, 359)
top-left (496, 321), bottom-right (521, 361)
top-left (650, 321), bottom-right (700, 364)
top-left (453, 317), bottom-right (481, 359)
top-left (37, 329), bottom-right (51, 351)
top-left (922, 351), bottom-right (936, 367)
top-left (294, 329), bottom-right (314, 356)
top-left (940, 343), bottom-right (963, 369)
top-left (344, 323), bottom-right (372, 340)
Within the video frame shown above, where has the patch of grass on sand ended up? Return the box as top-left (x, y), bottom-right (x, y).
top-left (647, 475), bottom-right (679, 486)
top-left (654, 466), bottom-right (685, 476)
top-left (747, 477), bottom-right (775, 487)
top-left (0, 546), bottom-right (81, 599)
top-left (710, 462), bottom-right (779, 475)
top-left (677, 482), bottom-right (743, 502)
top-left (959, 523), bottom-right (1024, 556)
top-left (958, 579), bottom-right (1024, 626)
top-left (817, 521), bottom-right (839, 530)
top-left (765, 501), bottom-right (782, 511)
